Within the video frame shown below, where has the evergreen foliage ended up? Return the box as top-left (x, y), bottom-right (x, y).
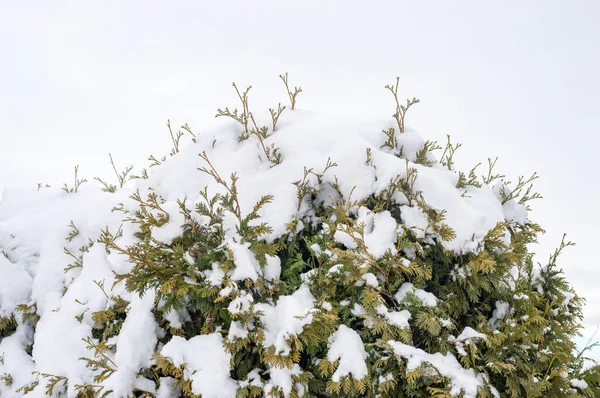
top-left (1, 75), bottom-right (598, 398)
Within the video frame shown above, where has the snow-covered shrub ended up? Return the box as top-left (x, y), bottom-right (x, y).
top-left (0, 76), bottom-right (599, 397)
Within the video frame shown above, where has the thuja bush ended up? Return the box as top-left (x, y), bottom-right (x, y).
top-left (3, 75), bottom-right (599, 398)
top-left (114, 77), bottom-right (598, 397)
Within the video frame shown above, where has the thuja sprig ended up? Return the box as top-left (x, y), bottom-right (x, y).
top-left (198, 151), bottom-right (274, 240)
top-left (269, 102), bottom-right (286, 132)
top-left (168, 119), bottom-right (196, 156)
top-left (216, 83), bottom-right (253, 139)
top-left (416, 197), bottom-right (457, 242)
top-left (131, 121), bottom-right (196, 180)
top-left (377, 175), bottom-right (403, 212)
top-left (98, 225), bottom-right (124, 255)
top-left (94, 154), bottom-right (134, 193)
top-left (536, 234), bottom-right (576, 292)
top-left (130, 190), bottom-right (169, 215)
top-left (573, 327), bottom-right (600, 376)
top-left (198, 151), bottom-right (242, 219)
top-left (73, 384), bottom-right (108, 397)
top-left (402, 159), bottom-right (419, 207)
top-left (31, 371), bottom-right (68, 396)
top-left (365, 148), bottom-right (373, 166)
top-left (91, 296), bottom-right (128, 341)
top-left (66, 220), bottom-right (80, 242)
top-left (130, 154), bottom-right (164, 180)
top-left (373, 159), bottom-right (421, 211)
top-left (482, 157), bottom-right (505, 185)
top-left (108, 153), bottom-right (133, 188)
top-left (216, 83), bottom-right (282, 165)
top-left (0, 316), bottom-right (17, 337)
top-left (415, 140), bottom-right (442, 167)
top-left (94, 279), bottom-right (110, 299)
top-left (439, 135), bottom-right (462, 171)
top-left (0, 372), bottom-right (12, 387)
top-left (456, 163), bottom-right (482, 192)
top-left (63, 245), bottom-right (83, 272)
top-left (499, 173), bottom-right (542, 208)
top-left (381, 127), bottom-right (398, 153)
top-left (148, 154), bottom-right (167, 168)
top-left (15, 380), bottom-right (39, 395)
top-left (79, 336), bottom-right (117, 384)
top-left (279, 72), bottom-right (302, 110)
top-left (248, 120), bottom-right (282, 165)
top-left (15, 302), bottom-right (38, 325)
top-left (292, 157), bottom-right (338, 211)
top-left (63, 241), bottom-right (93, 273)
top-left (62, 165), bottom-right (87, 193)
top-left (127, 190), bottom-right (170, 231)
top-left (109, 191), bottom-right (170, 243)
top-left (385, 77), bottom-right (420, 134)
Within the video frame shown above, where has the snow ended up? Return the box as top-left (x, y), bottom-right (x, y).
top-left (227, 320), bottom-right (249, 341)
top-left (265, 364), bottom-right (303, 397)
top-left (0, 255), bottom-right (32, 318)
top-left (488, 301), bottom-right (510, 328)
top-left (160, 334), bottom-right (237, 398)
top-left (327, 325), bottom-right (368, 382)
top-left (104, 291), bottom-right (158, 397)
top-left (385, 309), bottom-right (412, 329)
top-left (151, 201), bottom-right (185, 244)
top-left (264, 254), bottom-right (281, 281)
top-left (562, 291), bottom-right (575, 307)
top-left (255, 285), bottom-right (316, 356)
top-left (156, 377), bottom-right (180, 397)
top-left (203, 261), bottom-right (225, 286)
top-left (389, 341), bottom-right (482, 397)
top-left (501, 198), bottom-right (528, 225)
top-left (0, 326), bottom-right (35, 398)
top-left (351, 303), bottom-right (367, 316)
top-left (398, 206), bottom-right (429, 239)
top-left (362, 272), bottom-right (379, 288)
top-left (227, 290), bottom-right (254, 315)
top-left (163, 306), bottom-right (191, 329)
top-left (449, 327), bottom-right (486, 357)
top-left (393, 163), bottom-right (505, 253)
top-left (333, 230), bottom-right (357, 249)
top-left (327, 263), bottom-right (343, 275)
top-left (455, 327), bottom-right (486, 341)
top-left (229, 241), bottom-right (262, 282)
top-left (571, 378), bottom-right (589, 389)
top-left (356, 208), bottom-right (398, 258)
top-left (395, 282), bottom-right (438, 307)
top-left (309, 243), bottom-right (323, 256)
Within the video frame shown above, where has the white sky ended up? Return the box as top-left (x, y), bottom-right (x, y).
top-left (1, 1), bottom-right (599, 357)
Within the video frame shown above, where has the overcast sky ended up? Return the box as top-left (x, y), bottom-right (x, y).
top-left (1, 1), bottom-right (599, 357)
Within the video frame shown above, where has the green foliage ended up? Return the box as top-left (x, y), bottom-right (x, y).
top-left (385, 76), bottom-right (420, 134)
top-left (216, 78), bottom-right (293, 165)
top-left (94, 154), bottom-right (134, 193)
top-left (279, 73), bottom-right (302, 111)
top-left (91, 295), bottom-right (128, 340)
top-left (62, 165), bottom-right (87, 193)
top-left (25, 76), bottom-right (596, 397)
top-left (32, 372), bottom-right (68, 396)
top-left (63, 221), bottom-right (95, 273)
top-left (104, 145), bottom-right (596, 396)
top-left (0, 316), bottom-right (17, 339)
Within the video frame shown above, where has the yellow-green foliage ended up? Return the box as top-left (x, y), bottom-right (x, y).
top-left (37, 75), bottom-right (598, 397)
